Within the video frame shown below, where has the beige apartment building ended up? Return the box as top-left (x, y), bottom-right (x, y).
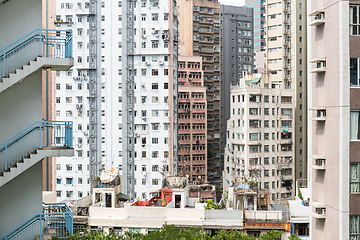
top-left (178, 0), bottom-right (222, 185)
top-left (308, 0), bottom-right (360, 239)
top-left (264, 0), bottom-right (307, 187)
top-left (223, 73), bottom-right (295, 204)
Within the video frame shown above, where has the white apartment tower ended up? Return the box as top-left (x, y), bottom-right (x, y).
top-left (264, 0), bottom-right (307, 187)
top-left (55, 0), bottom-right (178, 202)
top-left (223, 73), bottom-right (295, 204)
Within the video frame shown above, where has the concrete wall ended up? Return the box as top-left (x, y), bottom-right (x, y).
top-left (0, 162), bottom-right (43, 238)
top-left (0, 0), bottom-right (42, 49)
top-left (0, 71), bottom-right (43, 144)
top-left (42, 191), bottom-right (56, 203)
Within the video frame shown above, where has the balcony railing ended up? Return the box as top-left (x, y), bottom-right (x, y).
top-left (1, 202), bottom-right (73, 240)
top-left (0, 121), bottom-right (73, 175)
top-left (0, 29), bottom-right (73, 78)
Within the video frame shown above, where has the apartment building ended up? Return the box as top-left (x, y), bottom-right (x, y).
top-left (245, 0), bottom-right (265, 52)
top-left (308, 0), bottom-right (360, 239)
top-left (178, 0), bottom-right (222, 185)
top-left (223, 73), bottom-right (295, 204)
top-left (177, 56), bottom-right (207, 182)
top-left (264, 0), bottom-right (307, 187)
top-left (55, 0), bottom-right (178, 202)
top-left (220, 5), bottom-right (254, 169)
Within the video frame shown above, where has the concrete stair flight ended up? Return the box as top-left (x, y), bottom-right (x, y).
top-left (0, 57), bottom-right (73, 94)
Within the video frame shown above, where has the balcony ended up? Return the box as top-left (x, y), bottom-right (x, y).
top-left (311, 155), bottom-right (326, 170)
top-left (310, 58), bottom-right (326, 73)
top-left (311, 107), bottom-right (326, 121)
top-left (2, 202), bottom-right (73, 239)
top-left (0, 121), bottom-right (74, 187)
top-left (309, 10), bottom-right (325, 27)
top-left (0, 29), bottom-right (73, 93)
top-left (311, 202), bottom-right (326, 219)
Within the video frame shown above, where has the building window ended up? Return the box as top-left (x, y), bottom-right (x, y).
top-left (152, 179), bottom-right (159, 185)
top-left (152, 165), bottom-right (159, 171)
top-left (66, 164), bottom-right (72, 171)
top-left (152, 69), bottom-right (158, 76)
top-left (56, 191), bottom-right (61, 197)
top-left (351, 6), bottom-right (360, 35)
top-left (151, 41), bottom-right (159, 48)
top-left (152, 13), bottom-right (158, 21)
top-left (351, 111), bottom-right (360, 140)
top-left (351, 58), bottom-right (360, 87)
top-left (350, 215), bottom-right (360, 239)
top-left (351, 164), bottom-right (360, 192)
top-left (66, 191), bottom-right (73, 198)
top-left (66, 178), bottom-right (73, 184)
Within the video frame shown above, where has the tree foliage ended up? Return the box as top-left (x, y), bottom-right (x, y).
top-left (56, 224), bottom-right (301, 240)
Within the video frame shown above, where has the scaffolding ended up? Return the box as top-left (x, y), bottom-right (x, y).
top-left (88, 0), bottom-right (101, 191)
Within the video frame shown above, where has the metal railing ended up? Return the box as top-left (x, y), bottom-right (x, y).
top-left (0, 121), bottom-right (73, 175)
top-left (0, 29), bottom-right (73, 78)
top-left (1, 202), bottom-right (73, 240)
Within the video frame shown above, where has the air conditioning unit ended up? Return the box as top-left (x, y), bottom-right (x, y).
top-left (135, 133), bottom-right (140, 137)
top-left (84, 132), bottom-right (88, 135)
top-left (142, 35), bottom-right (146, 39)
top-left (159, 60), bottom-right (164, 65)
top-left (145, 61), bottom-right (150, 66)
top-left (73, 77), bottom-right (76, 80)
top-left (156, 34), bottom-right (159, 37)
top-left (78, 144), bottom-right (82, 148)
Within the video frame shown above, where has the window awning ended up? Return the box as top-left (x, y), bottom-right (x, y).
top-left (246, 77), bottom-right (261, 84)
top-left (117, 192), bottom-right (131, 201)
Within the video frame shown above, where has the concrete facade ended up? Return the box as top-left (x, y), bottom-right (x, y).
top-left (264, 0), bottom-right (307, 189)
top-left (54, 0), bottom-right (178, 201)
top-left (223, 73), bottom-right (296, 204)
top-left (178, 0), bottom-right (222, 185)
top-left (245, 0), bottom-right (265, 52)
top-left (307, 0), bottom-right (359, 239)
top-left (0, 0), bottom-right (74, 237)
top-left (220, 5), bottom-right (254, 167)
top-left (178, 56), bottom-right (208, 182)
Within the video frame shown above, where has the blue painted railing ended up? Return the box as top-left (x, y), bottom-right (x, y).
top-left (0, 121), bottom-right (73, 175)
top-left (0, 29), bottom-right (73, 78)
top-left (1, 202), bottom-right (73, 240)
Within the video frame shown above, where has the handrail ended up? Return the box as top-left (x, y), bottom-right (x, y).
top-left (0, 121), bottom-right (73, 175)
top-left (0, 29), bottom-right (73, 78)
top-left (1, 203), bottom-right (73, 240)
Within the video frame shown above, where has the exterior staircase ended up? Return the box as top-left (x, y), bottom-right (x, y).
top-left (0, 28), bottom-right (73, 93)
top-left (0, 121), bottom-right (74, 188)
top-left (1, 202), bottom-right (73, 240)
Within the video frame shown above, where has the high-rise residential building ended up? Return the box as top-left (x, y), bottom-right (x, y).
top-left (178, 0), bottom-right (222, 185)
top-left (55, 0), bottom-right (178, 202)
top-left (220, 5), bottom-right (254, 172)
top-left (178, 56), bottom-right (207, 182)
top-left (308, 0), bottom-right (360, 239)
top-left (264, 0), bottom-right (307, 189)
top-left (245, 0), bottom-right (265, 52)
top-left (223, 73), bottom-right (295, 203)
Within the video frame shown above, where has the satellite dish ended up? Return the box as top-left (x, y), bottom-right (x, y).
top-left (100, 168), bottom-right (118, 183)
